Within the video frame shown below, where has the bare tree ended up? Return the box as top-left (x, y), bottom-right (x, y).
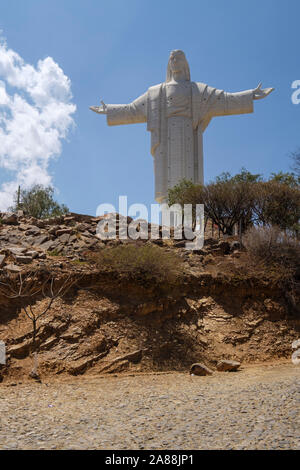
top-left (201, 181), bottom-right (255, 236)
top-left (290, 150), bottom-right (300, 177)
top-left (0, 270), bottom-right (78, 379)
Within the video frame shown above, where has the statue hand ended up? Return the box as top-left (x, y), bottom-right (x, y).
top-left (89, 100), bottom-right (107, 114)
top-left (253, 83), bottom-right (274, 100)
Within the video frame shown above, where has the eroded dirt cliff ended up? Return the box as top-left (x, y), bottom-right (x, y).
top-left (0, 212), bottom-right (299, 382)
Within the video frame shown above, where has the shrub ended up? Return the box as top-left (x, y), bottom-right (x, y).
top-left (10, 185), bottom-right (69, 219)
top-left (93, 243), bottom-right (184, 287)
top-left (243, 226), bottom-right (300, 268)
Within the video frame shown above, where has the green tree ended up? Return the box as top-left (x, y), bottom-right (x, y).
top-left (168, 178), bottom-right (196, 206)
top-left (168, 178), bottom-right (254, 235)
top-left (215, 167), bottom-right (262, 184)
top-left (253, 181), bottom-right (300, 233)
top-left (269, 171), bottom-right (300, 187)
top-left (168, 179), bottom-right (203, 229)
top-left (167, 167), bottom-right (300, 236)
top-left (11, 185), bottom-right (69, 219)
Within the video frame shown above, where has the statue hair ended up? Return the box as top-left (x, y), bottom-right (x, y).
top-left (166, 50), bottom-right (191, 82)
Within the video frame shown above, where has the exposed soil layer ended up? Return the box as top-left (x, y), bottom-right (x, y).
top-left (0, 213), bottom-right (299, 382)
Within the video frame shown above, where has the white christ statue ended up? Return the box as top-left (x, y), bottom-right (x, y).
top-left (90, 50), bottom-right (274, 203)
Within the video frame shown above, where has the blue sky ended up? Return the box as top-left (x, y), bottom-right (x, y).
top-left (0, 0), bottom-right (299, 215)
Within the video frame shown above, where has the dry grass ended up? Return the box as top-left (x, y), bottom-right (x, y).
top-left (243, 226), bottom-right (300, 269)
top-left (92, 243), bottom-right (184, 287)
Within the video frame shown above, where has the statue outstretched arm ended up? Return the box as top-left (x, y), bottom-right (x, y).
top-left (90, 93), bottom-right (147, 126)
top-left (208, 82), bottom-right (274, 118)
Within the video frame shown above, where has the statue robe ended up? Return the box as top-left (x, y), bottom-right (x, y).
top-left (106, 82), bottom-right (253, 203)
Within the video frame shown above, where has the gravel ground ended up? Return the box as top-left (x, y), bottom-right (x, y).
top-left (0, 362), bottom-right (299, 450)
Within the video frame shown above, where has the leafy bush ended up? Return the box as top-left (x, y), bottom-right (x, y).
top-left (93, 243), bottom-right (184, 287)
top-left (10, 185), bottom-right (69, 219)
top-left (243, 226), bottom-right (300, 268)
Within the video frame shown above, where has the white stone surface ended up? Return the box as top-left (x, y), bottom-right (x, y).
top-left (90, 50), bottom-right (274, 203)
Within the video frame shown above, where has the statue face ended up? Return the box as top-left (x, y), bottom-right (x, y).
top-left (169, 52), bottom-right (186, 74)
top-left (166, 50), bottom-right (190, 82)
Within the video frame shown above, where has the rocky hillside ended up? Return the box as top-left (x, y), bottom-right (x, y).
top-left (0, 211), bottom-right (106, 270)
top-left (0, 211), bottom-right (299, 382)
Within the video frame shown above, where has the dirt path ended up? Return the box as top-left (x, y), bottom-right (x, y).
top-left (0, 362), bottom-right (299, 450)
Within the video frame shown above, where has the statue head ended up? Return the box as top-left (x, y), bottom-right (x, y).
top-left (166, 50), bottom-right (191, 82)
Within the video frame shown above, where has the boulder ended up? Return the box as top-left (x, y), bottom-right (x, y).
top-left (6, 247), bottom-right (27, 256)
top-left (48, 225), bottom-right (60, 235)
top-left (82, 231), bottom-right (92, 238)
top-left (55, 244), bottom-right (65, 254)
top-left (7, 235), bottom-right (22, 245)
top-left (35, 220), bottom-right (46, 229)
top-left (39, 240), bottom-right (56, 252)
top-left (59, 233), bottom-right (70, 244)
top-left (34, 235), bottom-right (50, 246)
top-left (4, 264), bottom-right (22, 273)
top-left (216, 360), bottom-right (241, 372)
top-left (69, 234), bottom-right (78, 243)
top-left (18, 224), bottom-right (29, 231)
top-left (74, 223), bottom-right (86, 232)
top-left (190, 363), bottom-right (213, 376)
top-left (25, 226), bottom-right (41, 236)
top-left (2, 213), bottom-right (18, 225)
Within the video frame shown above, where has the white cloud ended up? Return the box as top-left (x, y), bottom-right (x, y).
top-left (0, 39), bottom-right (76, 210)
